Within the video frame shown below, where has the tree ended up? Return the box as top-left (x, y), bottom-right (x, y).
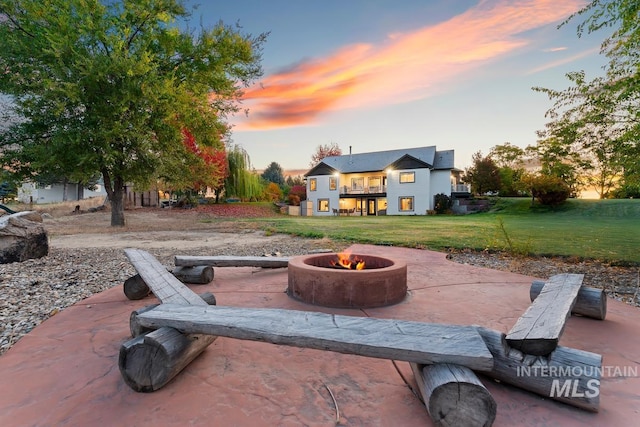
top-left (0, 0), bottom-right (266, 225)
top-left (286, 175), bottom-right (305, 187)
top-left (310, 142), bottom-right (342, 167)
top-left (265, 182), bottom-right (282, 202)
top-left (224, 145), bottom-right (264, 201)
top-left (261, 162), bottom-right (285, 186)
top-left (489, 143), bottom-right (525, 169)
top-left (533, 0), bottom-right (640, 199)
top-left (489, 143), bottom-right (527, 196)
top-left (463, 152), bottom-right (501, 195)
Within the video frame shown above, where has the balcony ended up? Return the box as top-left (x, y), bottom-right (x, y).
top-left (340, 185), bottom-right (387, 196)
top-left (452, 184), bottom-right (471, 193)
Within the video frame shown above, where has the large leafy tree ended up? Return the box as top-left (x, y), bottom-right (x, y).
top-left (463, 151), bottom-right (501, 196)
top-left (533, 0), bottom-right (640, 199)
top-left (0, 0), bottom-right (265, 225)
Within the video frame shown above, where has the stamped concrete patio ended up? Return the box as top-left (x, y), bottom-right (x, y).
top-left (0, 244), bottom-right (638, 426)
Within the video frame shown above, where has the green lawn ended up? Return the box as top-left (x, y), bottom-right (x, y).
top-left (233, 198), bottom-right (640, 264)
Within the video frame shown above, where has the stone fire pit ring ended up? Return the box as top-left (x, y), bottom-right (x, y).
top-left (287, 253), bottom-right (408, 308)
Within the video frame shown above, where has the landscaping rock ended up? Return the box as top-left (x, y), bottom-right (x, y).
top-left (0, 212), bottom-right (49, 264)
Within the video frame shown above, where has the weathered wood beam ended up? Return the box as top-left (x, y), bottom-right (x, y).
top-left (134, 304), bottom-right (494, 371)
top-left (530, 281), bottom-right (606, 320)
top-left (124, 248), bottom-right (205, 305)
top-left (506, 273), bottom-right (584, 356)
top-left (129, 292), bottom-right (217, 337)
top-left (411, 363), bottom-right (496, 427)
top-left (174, 255), bottom-right (290, 268)
top-left (477, 327), bottom-right (601, 412)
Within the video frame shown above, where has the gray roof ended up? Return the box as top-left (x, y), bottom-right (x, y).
top-left (315, 146), bottom-right (454, 173)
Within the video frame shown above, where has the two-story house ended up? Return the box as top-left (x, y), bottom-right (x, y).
top-left (304, 146), bottom-right (465, 216)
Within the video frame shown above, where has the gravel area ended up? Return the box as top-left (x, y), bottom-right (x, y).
top-left (0, 233), bottom-right (346, 356)
top-left (1, 208), bottom-right (638, 356)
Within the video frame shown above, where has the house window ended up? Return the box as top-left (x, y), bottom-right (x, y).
top-left (399, 172), bottom-right (415, 183)
top-left (351, 177), bottom-right (364, 191)
top-left (368, 176), bottom-right (381, 192)
top-left (310, 178), bottom-right (317, 191)
top-left (317, 199), bottom-right (330, 212)
top-left (399, 197), bottom-right (414, 212)
top-left (329, 177), bottom-right (337, 191)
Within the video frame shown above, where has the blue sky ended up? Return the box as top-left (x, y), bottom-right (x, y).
top-left (185, 0), bottom-right (608, 172)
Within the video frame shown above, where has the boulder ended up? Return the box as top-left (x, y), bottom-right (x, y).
top-left (0, 211), bottom-right (49, 264)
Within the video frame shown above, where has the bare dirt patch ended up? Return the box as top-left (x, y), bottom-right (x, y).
top-left (43, 207), bottom-right (284, 250)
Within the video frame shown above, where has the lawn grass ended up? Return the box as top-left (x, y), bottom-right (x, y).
top-left (231, 198), bottom-right (640, 264)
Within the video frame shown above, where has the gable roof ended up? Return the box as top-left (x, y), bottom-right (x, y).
top-left (306, 146), bottom-right (454, 176)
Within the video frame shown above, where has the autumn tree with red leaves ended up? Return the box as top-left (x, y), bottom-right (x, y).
top-left (310, 142), bottom-right (342, 167)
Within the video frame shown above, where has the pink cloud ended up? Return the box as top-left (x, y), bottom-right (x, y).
top-left (234, 0), bottom-right (586, 130)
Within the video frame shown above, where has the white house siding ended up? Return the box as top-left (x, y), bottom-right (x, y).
top-left (430, 170), bottom-right (453, 199)
top-left (386, 168), bottom-right (431, 215)
top-left (307, 174), bottom-right (340, 216)
top-left (18, 182), bottom-right (108, 204)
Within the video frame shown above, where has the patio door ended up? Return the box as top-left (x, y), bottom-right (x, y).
top-left (367, 198), bottom-right (377, 215)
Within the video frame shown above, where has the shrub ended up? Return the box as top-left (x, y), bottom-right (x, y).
top-left (265, 182), bottom-right (283, 202)
top-left (289, 185), bottom-right (306, 201)
top-left (433, 193), bottom-right (452, 214)
top-left (288, 194), bottom-right (300, 206)
top-left (527, 175), bottom-right (570, 206)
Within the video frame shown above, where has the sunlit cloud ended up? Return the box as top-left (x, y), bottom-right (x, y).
top-left (543, 47), bottom-right (569, 52)
top-left (526, 46), bottom-right (600, 75)
top-left (234, 0), bottom-right (586, 130)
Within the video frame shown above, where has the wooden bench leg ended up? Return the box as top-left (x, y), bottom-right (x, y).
top-left (411, 362), bottom-right (496, 427)
top-left (119, 327), bottom-right (216, 392)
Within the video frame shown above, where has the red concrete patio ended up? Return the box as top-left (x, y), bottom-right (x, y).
top-left (1, 244), bottom-right (639, 426)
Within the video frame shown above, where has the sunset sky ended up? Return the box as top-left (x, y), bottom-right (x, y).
top-left (186, 0), bottom-right (608, 171)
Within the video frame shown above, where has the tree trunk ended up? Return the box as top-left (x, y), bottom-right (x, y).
top-left (62, 177), bottom-right (68, 202)
top-left (102, 169), bottom-right (126, 227)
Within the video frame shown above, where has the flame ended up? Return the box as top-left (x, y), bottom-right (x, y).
top-left (331, 251), bottom-right (365, 270)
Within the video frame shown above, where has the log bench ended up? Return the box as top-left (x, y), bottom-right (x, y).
top-left (120, 249), bottom-right (605, 423)
top-left (119, 248), bottom-right (217, 392)
top-left (174, 255), bottom-right (290, 268)
top-left (506, 273), bottom-right (587, 356)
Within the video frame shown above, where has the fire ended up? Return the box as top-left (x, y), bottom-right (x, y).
top-left (331, 252), bottom-right (365, 270)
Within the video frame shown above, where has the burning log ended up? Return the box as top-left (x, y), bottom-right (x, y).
top-left (330, 252), bottom-right (366, 270)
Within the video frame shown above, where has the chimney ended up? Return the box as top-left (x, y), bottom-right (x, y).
top-left (349, 146), bottom-right (353, 163)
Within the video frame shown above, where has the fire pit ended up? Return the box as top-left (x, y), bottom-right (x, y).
top-left (287, 252), bottom-right (407, 308)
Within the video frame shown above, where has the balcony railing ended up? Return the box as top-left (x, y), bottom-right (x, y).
top-left (452, 184), bottom-right (471, 193)
top-left (340, 185), bottom-right (387, 195)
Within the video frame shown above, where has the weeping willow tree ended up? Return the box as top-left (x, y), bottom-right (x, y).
top-left (224, 145), bottom-right (264, 201)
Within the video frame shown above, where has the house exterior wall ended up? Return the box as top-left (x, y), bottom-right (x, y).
top-left (386, 168), bottom-right (431, 215)
top-left (307, 174), bottom-right (339, 216)
top-left (430, 170), bottom-right (453, 198)
top-left (18, 182), bottom-right (108, 204)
